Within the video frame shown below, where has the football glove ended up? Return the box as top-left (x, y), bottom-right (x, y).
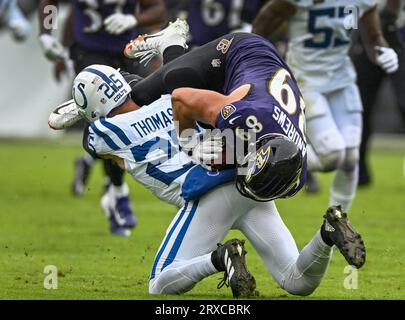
top-left (39, 33), bottom-right (66, 61)
top-left (179, 133), bottom-right (223, 171)
top-left (376, 46), bottom-right (399, 74)
top-left (104, 13), bottom-right (137, 35)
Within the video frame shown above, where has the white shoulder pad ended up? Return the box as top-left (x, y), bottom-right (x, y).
top-left (88, 118), bottom-right (132, 155)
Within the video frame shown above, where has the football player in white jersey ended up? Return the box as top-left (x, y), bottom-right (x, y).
top-left (50, 58), bottom-right (365, 298)
top-left (253, 0), bottom-right (398, 212)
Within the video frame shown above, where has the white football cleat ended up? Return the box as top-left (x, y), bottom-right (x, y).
top-left (48, 99), bottom-right (83, 130)
top-left (124, 18), bottom-right (189, 65)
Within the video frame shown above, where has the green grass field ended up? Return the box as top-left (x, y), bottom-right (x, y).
top-left (1, 138), bottom-right (404, 300)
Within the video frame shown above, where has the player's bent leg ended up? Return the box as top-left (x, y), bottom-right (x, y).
top-left (149, 185), bottom-right (253, 297)
top-left (148, 198), bottom-right (228, 295)
top-left (234, 201), bottom-right (332, 296)
top-left (149, 253), bottom-right (215, 294)
top-left (329, 84), bottom-right (363, 212)
top-left (71, 153), bottom-right (94, 196)
top-left (101, 160), bottom-right (136, 236)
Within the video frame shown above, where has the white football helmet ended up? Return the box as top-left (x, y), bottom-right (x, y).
top-left (72, 64), bottom-right (131, 122)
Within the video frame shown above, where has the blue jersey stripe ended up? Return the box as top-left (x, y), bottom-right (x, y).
top-left (90, 122), bottom-right (120, 151)
top-left (99, 117), bottom-right (131, 146)
top-left (150, 202), bottom-right (190, 280)
top-left (83, 67), bottom-right (112, 86)
top-left (160, 201), bottom-right (199, 272)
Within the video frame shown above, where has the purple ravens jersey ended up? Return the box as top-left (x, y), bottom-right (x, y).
top-left (187, 0), bottom-right (263, 46)
top-left (215, 34), bottom-right (308, 194)
top-left (73, 0), bottom-right (140, 53)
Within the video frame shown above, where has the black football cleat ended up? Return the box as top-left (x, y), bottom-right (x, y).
top-left (322, 205), bottom-right (366, 268)
top-left (212, 239), bottom-right (257, 298)
top-left (71, 156), bottom-right (92, 197)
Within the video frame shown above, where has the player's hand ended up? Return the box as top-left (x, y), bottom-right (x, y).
top-left (53, 57), bottom-right (74, 82)
top-left (39, 33), bottom-right (66, 61)
top-left (104, 13), bottom-right (137, 35)
top-left (375, 46), bottom-right (399, 74)
top-left (179, 134), bottom-right (223, 171)
top-left (53, 60), bottom-right (66, 82)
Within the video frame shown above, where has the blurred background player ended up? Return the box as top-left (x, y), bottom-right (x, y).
top-left (0, 0), bottom-right (30, 41)
top-left (38, 0), bottom-right (166, 236)
top-left (351, 0), bottom-right (405, 187)
top-left (184, 0), bottom-right (266, 47)
top-left (253, 0), bottom-right (398, 213)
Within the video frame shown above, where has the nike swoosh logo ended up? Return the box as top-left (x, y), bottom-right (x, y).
top-left (229, 116), bottom-right (241, 125)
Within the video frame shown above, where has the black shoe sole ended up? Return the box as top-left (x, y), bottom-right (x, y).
top-left (225, 239), bottom-right (257, 298)
top-left (324, 206), bottom-right (366, 269)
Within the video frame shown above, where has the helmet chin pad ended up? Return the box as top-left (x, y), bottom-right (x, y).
top-left (236, 134), bottom-right (303, 202)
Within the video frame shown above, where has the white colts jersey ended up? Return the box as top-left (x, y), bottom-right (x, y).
top-left (286, 0), bottom-right (376, 93)
top-left (88, 95), bottom-right (193, 207)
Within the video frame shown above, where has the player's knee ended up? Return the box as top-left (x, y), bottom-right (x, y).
top-left (318, 149), bottom-right (345, 172)
top-left (284, 285), bottom-right (316, 297)
top-left (282, 278), bottom-right (318, 297)
top-left (149, 276), bottom-right (168, 295)
top-left (341, 148), bottom-right (359, 172)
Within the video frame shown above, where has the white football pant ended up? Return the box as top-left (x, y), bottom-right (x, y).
top-left (149, 184), bottom-right (333, 296)
top-left (303, 83), bottom-right (363, 212)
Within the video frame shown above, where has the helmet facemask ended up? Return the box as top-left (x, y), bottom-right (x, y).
top-left (236, 134), bottom-right (304, 202)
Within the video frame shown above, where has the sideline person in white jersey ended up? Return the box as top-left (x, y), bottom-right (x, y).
top-left (253, 0), bottom-right (398, 212)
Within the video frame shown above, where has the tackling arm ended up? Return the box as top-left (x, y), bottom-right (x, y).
top-left (359, 6), bottom-right (399, 74)
top-left (172, 84), bottom-right (251, 135)
top-left (359, 6), bottom-right (388, 64)
top-left (252, 0), bottom-right (297, 39)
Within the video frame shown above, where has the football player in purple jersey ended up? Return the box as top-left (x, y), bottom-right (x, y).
top-left (122, 21), bottom-right (365, 270)
top-left (185, 0), bottom-right (266, 46)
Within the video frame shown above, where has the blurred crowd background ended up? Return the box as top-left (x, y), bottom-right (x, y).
top-left (0, 0), bottom-right (404, 142)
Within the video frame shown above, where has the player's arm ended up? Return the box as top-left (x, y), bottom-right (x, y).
top-left (359, 5), bottom-right (399, 73)
top-left (104, 0), bottom-right (166, 35)
top-left (252, 0), bottom-right (297, 39)
top-left (172, 89), bottom-right (227, 134)
top-left (137, 0), bottom-right (166, 26)
top-left (53, 6), bottom-right (74, 81)
top-left (171, 85), bottom-right (250, 168)
top-left (172, 84), bottom-right (251, 134)
top-left (39, 0), bottom-right (68, 61)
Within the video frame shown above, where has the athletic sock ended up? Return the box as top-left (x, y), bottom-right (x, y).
top-left (111, 183), bottom-right (129, 198)
top-left (320, 222), bottom-right (335, 247)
